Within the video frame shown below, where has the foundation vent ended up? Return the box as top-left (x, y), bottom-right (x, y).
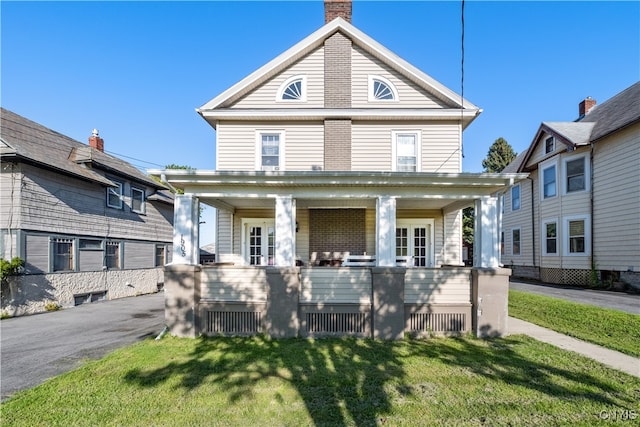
top-left (206, 311), bottom-right (262, 335)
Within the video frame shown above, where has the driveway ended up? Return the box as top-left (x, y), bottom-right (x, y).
top-left (510, 279), bottom-right (640, 314)
top-left (1, 292), bottom-right (165, 402)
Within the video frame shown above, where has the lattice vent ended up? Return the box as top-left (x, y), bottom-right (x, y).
top-left (306, 312), bottom-right (367, 334)
top-left (206, 311), bottom-right (262, 334)
top-left (408, 312), bottom-right (466, 333)
top-left (541, 268), bottom-right (592, 286)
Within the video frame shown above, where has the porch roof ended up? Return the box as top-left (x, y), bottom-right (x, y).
top-left (148, 170), bottom-right (528, 213)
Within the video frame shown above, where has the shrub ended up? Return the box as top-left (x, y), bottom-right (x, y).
top-left (0, 257), bottom-right (25, 284)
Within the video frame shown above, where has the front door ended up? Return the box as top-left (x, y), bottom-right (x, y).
top-left (242, 220), bottom-right (275, 266)
top-left (396, 219), bottom-right (434, 267)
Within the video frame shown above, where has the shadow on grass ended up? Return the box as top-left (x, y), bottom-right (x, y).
top-left (124, 335), bottom-right (634, 426)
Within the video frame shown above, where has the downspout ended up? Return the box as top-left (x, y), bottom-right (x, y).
top-left (590, 141), bottom-right (595, 269)
top-left (527, 177), bottom-right (536, 268)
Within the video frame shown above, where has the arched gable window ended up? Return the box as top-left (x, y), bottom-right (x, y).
top-left (277, 75), bottom-right (307, 102)
top-left (369, 75), bottom-right (398, 101)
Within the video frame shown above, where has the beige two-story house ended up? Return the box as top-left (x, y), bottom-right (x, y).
top-left (154, 1), bottom-right (525, 339)
top-left (1, 108), bottom-right (174, 315)
top-left (501, 82), bottom-right (640, 288)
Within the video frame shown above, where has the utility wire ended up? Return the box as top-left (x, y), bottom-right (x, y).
top-left (460, 0), bottom-right (465, 159)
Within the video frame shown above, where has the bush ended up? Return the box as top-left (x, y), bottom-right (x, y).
top-left (0, 257), bottom-right (25, 284)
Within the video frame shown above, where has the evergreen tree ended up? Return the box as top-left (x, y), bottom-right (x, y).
top-left (481, 137), bottom-right (517, 173)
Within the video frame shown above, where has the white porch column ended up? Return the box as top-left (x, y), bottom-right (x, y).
top-left (474, 195), bottom-right (500, 268)
top-left (172, 194), bottom-right (200, 265)
top-left (275, 195), bottom-right (296, 267)
top-left (376, 196), bottom-right (397, 267)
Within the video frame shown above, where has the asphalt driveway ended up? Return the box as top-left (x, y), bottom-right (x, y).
top-left (510, 279), bottom-right (640, 314)
top-left (1, 292), bottom-right (165, 401)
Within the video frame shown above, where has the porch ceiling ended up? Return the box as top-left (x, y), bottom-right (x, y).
top-left (148, 170), bottom-right (529, 212)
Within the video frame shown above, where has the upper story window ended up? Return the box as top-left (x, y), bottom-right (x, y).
top-left (107, 181), bottom-right (123, 209)
top-left (511, 184), bottom-right (521, 211)
top-left (277, 75), bottom-right (306, 102)
top-left (545, 136), bottom-right (555, 154)
top-left (131, 187), bottom-right (146, 214)
top-left (392, 131), bottom-right (421, 172)
top-left (541, 163), bottom-right (557, 199)
top-left (565, 157), bottom-right (586, 193)
top-left (256, 131), bottom-right (285, 171)
top-left (369, 75), bottom-right (398, 102)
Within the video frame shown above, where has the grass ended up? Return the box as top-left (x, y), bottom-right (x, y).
top-left (509, 289), bottom-right (640, 357)
top-left (2, 335), bottom-right (639, 426)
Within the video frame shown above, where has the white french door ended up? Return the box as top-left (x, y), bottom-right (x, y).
top-left (242, 219), bottom-right (275, 266)
top-left (396, 219), bottom-right (434, 267)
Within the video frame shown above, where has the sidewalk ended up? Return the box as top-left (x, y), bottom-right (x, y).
top-left (509, 317), bottom-right (640, 378)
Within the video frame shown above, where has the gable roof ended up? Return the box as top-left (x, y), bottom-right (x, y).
top-left (512, 81), bottom-right (640, 172)
top-left (197, 18), bottom-right (479, 125)
top-left (0, 108), bottom-right (165, 189)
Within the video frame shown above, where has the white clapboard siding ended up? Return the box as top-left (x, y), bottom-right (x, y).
top-left (285, 123), bottom-right (325, 171)
top-left (232, 47), bottom-right (324, 109)
top-left (404, 269), bottom-right (471, 304)
top-left (442, 210), bottom-right (462, 266)
top-left (351, 46), bottom-right (450, 108)
top-left (300, 268), bottom-right (372, 303)
top-left (201, 268), bottom-right (268, 302)
top-left (593, 124), bottom-right (640, 270)
top-left (501, 179), bottom-right (536, 267)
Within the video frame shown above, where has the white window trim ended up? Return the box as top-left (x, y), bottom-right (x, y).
top-left (276, 75), bottom-right (307, 102)
top-left (511, 227), bottom-right (521, 256)
top-left (563, 214), bottom-right (591, 257)
top-left (396, 219), bottom-right (435, 267)
top-left (391, 130), bottom-right (421, 172)
top-left (368, 75), bottom-right (399, 102)
top-left (511, 184), bottom-right (521, 211)
top-left (241, 218), bottom-right (276, 266)
top-left (131, 187), bottom-right (146, 214)
top-left (107, 181), bottom-right (124, 209)
top-left (563, 153), bottom-right (589, 195)
top-left (541, 218), bottom-right (558, 256)
top-left (540, 158), bottom-right (558, 201)
top-left (255, 130), bottom-right (285, 171)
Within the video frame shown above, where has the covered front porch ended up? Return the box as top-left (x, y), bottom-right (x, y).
top-left (152, 170), bottom-right (526, 339)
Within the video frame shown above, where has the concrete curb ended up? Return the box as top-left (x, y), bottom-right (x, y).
top-left (508, 317), bottom-right (640, 378)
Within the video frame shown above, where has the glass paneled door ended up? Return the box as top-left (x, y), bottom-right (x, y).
top-left (396, 220), bottom-right (434, 267)
top-left (243, 220), bottom-right (275, 266)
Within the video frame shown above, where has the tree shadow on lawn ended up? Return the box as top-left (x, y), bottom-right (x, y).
top-left (124, 335), bottom-right (636, 426)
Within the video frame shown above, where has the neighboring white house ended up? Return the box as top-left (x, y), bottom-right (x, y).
top-left (152, 0), bottom-right (526, 339)
top-left (0, 108), bottom-right (174, 315)
top-left (501, 82), bottom-right (640, 288)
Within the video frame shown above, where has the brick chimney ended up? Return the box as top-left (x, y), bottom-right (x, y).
top-left (88, 128), bottom-right (104, 152)
top-left (325, 0), bottom-right (352, 23)
top-left (579, 97), bottom-right (596, 118)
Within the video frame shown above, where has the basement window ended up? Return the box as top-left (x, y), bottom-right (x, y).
top-left (74, 290), bottom-right (107, 306)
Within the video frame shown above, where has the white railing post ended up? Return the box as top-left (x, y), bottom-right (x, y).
top-left (376, 196), bottom-right (397, 267)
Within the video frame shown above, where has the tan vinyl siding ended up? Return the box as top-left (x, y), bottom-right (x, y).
top-left (296, 208), bottom-right (310, 264)
top-left (501, 179), bottom-right (536, 267)
top-left (216, 210), bottom-right (234, 263)
top-left (442, 210), bottom-right (462, 266)
top-left (300, 268), bottom-right (372, 303)
top-left (404, 268), bottom-right (471, 304)
top-left (525, 132), bottom-right (564, 170)
top-left (365, 208), bottom-right (376, 255)
top-left (352, 121), bottom-right (460, 172)
top-left (351, 46), bottom-right (450, 108)
top-left (593, 123), bottom-right (640, 270)
top-left (216, 121), bottom-right (324, 171)
top-left (201, 267), bottom-right (268, 302)
top-left (233, 47), bottom-right (324, 108)
top-left (398, 209), bottom-right (443, 266)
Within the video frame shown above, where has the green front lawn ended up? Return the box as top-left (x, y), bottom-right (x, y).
top-left (509, 289), bottom-right (640, 357)
top-left (2, 335), bottom-right (638, 426)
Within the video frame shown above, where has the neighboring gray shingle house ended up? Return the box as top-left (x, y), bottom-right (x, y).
top-left (0, 108), bottom-right (174, 315)
top-left (500, 82), bottom-right (640, 288)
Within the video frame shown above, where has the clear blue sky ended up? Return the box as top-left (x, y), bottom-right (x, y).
top-left (2, 1), bottom-right (638, 243)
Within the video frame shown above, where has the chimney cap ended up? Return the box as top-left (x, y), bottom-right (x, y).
top-left (92, 128), bottom-right (99, 137)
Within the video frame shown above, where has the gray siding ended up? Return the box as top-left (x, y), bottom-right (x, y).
top-left (24, 234), bottom-right (49, 274)
top-left (124, 241), bottom-right (154, 269)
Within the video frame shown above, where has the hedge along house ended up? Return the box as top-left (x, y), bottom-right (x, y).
top-left (151, 0), bottom-right (527, 339)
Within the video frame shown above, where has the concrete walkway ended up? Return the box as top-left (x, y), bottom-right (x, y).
top-left (508, 317), bottom-right (640, 378)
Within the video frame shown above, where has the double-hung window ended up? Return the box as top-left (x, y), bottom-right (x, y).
top-left (52, 238), bottom-right (74, 272)
top-left (511, 185), bottom-right (520, 211)
top-left (568, 219), bottom-right (586, 254)
top-left (512, 228), bottom-right (521, 256)
top-left (131, 187), bottom-right (145, 213)
top-left (542, 164), bottom-right (557, 199)
top-left (392, 131), bottom-right (420, 172)
top-left (257, 131), bottom-right (284, 171)
top-left (107, 181), bottom-right (123, 209)
top-left (543, 221), bottom-right (557, 255)
top-left (105, 241), bottom-right (121, 269)
top-left (545, 136), bottom-right (555, 154)
top-left (565, 157), bottom-right (586, 193)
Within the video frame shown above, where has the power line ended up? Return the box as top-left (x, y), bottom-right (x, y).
top-left (460, 0), bottom-right (465, 159)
